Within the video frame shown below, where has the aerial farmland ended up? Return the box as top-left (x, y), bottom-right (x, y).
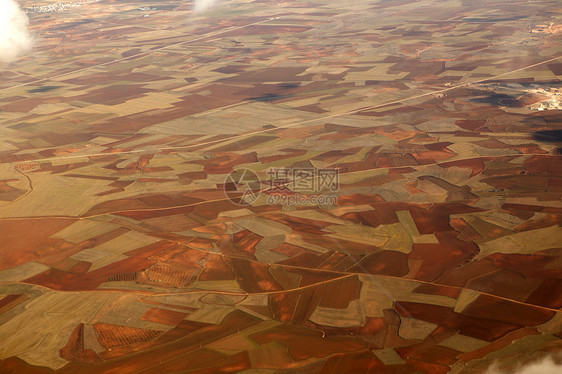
top-left (0, 0), bottom-right (561, 372)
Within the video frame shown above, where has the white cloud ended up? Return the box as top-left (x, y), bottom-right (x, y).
top-left (488, 356), bottom-right (562, 374)
top-left (0, 0), bottom-right (33, 64)
top-left (193, 0), bottom-right (220, 13)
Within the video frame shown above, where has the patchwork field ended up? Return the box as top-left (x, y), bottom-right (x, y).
top-left (1, 0), bottom-right (562, 373)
